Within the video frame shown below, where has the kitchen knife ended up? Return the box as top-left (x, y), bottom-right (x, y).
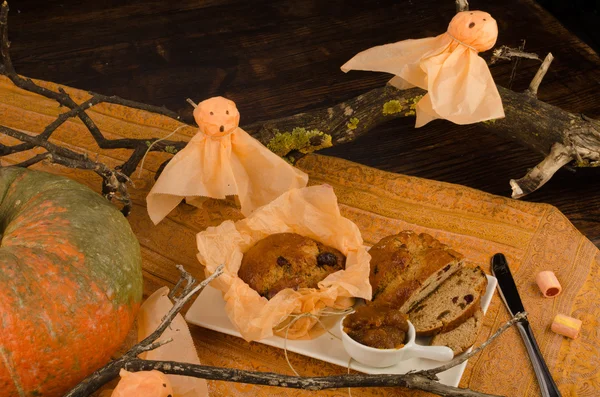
top-left (491, 253), bottom-right (562, 397)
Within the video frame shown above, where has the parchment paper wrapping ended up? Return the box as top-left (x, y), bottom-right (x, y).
top-left (146, 96), bottom-right (308, 224)
top-left (136, 287), bottom-right (209, 397)
top-left (341, 11), bottom-right (504, 127)
top-left (196, 185), bottom-right (372, 342)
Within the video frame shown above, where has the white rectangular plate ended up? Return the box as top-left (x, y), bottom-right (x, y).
top-left (186, 275), bottom-right (497, 387)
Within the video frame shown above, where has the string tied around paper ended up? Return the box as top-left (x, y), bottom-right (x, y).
top-left (137, 124), bottom-right (187, 179)
top-left (445, 31), bottom-right (479, 52)
top-left (274, 307), bottom-right (356, 397)
top-left (137, 98), bottom-right (198, 179)
top-left (273, 307), bottom-right (355, 377)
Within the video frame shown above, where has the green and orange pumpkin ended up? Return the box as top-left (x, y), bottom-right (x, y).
top-left (0, 167), bottom-right (143, 396)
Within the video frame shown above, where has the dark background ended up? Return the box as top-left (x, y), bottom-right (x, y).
top-left (538, 0), bottom-right (600, 53)
top-left (3, 0), bottom-right (600, 246)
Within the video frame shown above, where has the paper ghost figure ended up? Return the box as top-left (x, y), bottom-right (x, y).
top-left (110, 369), bottom-right (174, 397)
top-left (341, 11), bottom-right (505, 127)
top-left (146, 96), bottom-right (308, 224)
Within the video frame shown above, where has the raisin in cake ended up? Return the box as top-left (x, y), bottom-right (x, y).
top-left (430, 308), bottom-right (484, 356)
top-left (238, 233), bottom-right (345, 299)
top-left (408, 265), bottom-right (488, 336)
top-left (369, 231), bottom-right (464, 312)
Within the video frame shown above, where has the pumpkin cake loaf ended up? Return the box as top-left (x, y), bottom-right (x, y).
top-left (238, 233), bottom-right (346, 299)
top-left (369, 231), bottom-right (464, 312)
top-left (342, 303), bottom-right (409, 349)
top-left (408, 265), bottom-right (488, 336)
top-left (430, 308), bottom-right (484, 356)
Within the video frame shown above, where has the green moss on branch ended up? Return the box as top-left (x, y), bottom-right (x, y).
top-left (383, 100), bottom-right (404, 115)
top-left (267, 127), bottom-right (333, 157)
top-left (346, 117), bottom-right (360, 130)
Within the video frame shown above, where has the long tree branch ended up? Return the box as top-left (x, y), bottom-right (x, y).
top-left (118, 359), bottom-right (502, 397)
top-left (0, 124), bottom-right (132, 208)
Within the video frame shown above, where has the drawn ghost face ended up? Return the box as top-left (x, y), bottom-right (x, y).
top-left (193, 96), bottom-right (240, 137)
top-left (447, 11), bottom-right (498, 52)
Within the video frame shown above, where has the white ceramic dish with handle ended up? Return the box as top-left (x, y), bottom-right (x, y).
top-left (340, 319), bottom-right (454, 368)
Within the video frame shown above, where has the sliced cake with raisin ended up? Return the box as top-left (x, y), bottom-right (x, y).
top-left (369, 231), bottom-right (464, 312)
top-left (431, 308), bottom-right (484, 356)
top-left (408, 265), bottom-right (488, 336)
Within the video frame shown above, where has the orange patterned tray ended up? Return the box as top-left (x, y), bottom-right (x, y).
top-left (1, 75), bottom-right (599, 396)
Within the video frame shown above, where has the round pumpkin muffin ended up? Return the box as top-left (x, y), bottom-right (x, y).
top-left (238, 233), bottom-right (346, 299)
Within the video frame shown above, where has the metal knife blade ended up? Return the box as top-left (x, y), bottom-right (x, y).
top-left (491, 253), bottom-right (562, 397)
top-left (491, 252), bottom-right (525, 317)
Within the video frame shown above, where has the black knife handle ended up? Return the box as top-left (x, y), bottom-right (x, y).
top-left (516, 319), bottom-right (562, 397)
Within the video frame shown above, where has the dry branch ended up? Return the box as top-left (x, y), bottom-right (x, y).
top-left (510, 142), bottom-right (574, 198)
top-left (106, 359), bottom-right (503, 397)
top-left (456, 0), bottom-right (469, 13)
top-left (527, 52), bottom-right (554, 97)
top-left (491, 45), bottom-right (541, 65)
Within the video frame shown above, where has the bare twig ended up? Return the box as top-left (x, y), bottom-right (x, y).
top-left (117, 359), bottom-right (503, 397)
top-left (133, 265), bottom-right (224, 357)
top-left (456, 0), bottom-right (469, 13)
top-left (508, 40), bottom-right (526, 89)
top-left (168, 264), bottom-right (194, 300)
top-left (510, 142), bottom-right (574, 198)
top-left (527, 52), bottom-right (554, 97)
top-left (0, 124), bottom-right (133, 212)
top-left (491, 45), bottom-right (541, 65)
top-left (13, 152), bottom-right (49, 167)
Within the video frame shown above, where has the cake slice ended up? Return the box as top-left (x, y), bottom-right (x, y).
top-left (369, 231), bottom-right (464, 312)
top-left (430, 308), bottom-right (484, 356)
top-left (408, 265), bottom-right (488, 336)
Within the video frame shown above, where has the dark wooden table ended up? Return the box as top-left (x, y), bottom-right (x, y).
top-left (7, 0), bottom-right (600, 247)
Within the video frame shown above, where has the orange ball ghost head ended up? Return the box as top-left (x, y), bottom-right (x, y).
top-left (447, 11), bottom-right (498, 52)
top-left (193, 96), bottom-right (240, 138)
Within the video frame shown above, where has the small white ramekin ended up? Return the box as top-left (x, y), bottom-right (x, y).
top-left (340, 318), bottom-right (454, 368)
